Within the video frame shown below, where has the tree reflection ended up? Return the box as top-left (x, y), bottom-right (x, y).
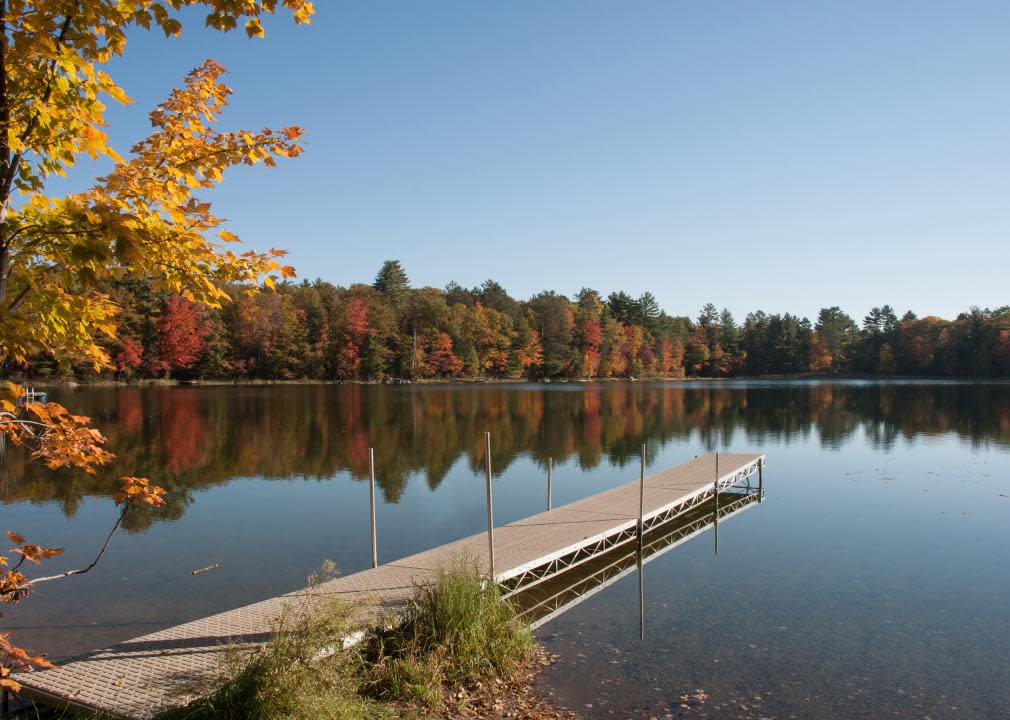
top-left (2, 382), bottom-right (1008, 524)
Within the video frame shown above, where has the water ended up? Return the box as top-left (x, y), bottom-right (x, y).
top-left (2, 381), bottom-right (1008, 718)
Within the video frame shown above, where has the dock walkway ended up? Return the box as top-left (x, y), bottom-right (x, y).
top-left (13, 452), bottom-right (764, 719)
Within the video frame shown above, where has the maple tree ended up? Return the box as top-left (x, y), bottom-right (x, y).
top-left (511, 325), bottom-right (543, 376)
top-left (113, 335), bottom-right (143, 376)
top-left (427, 331), bottom-right (462, 376)
top-left (599, 318), bottom-right (627, 378)
top-left (335, 298), bottom-right (372, 379)
top-left (579, 319), bottom-right (602, 378)
top-left (0, 0), bottom-right (314, 692)
top-left (152, 296), bottom-right (209, 377)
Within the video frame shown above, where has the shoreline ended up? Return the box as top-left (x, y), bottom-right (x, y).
top-left (11, 373), bottom-right (1010, 388)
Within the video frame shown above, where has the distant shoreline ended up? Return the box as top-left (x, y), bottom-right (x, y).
top-left (12, 374), bottom-right (1010, 388)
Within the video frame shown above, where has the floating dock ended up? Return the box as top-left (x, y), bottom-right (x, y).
top-left (12, 452), bottom-right (764, 719)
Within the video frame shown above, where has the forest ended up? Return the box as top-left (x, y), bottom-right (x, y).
top-left (16, 260), bottom-right (1010, 381)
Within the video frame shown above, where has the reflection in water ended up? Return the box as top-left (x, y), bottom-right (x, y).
top-left (513, 487), bottom-right (763, 631)
top-left (2, 381), bottom-right (1008, 530)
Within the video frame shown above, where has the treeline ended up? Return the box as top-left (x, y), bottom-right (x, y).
top-left (19, 260), bottom-right (1010, 380)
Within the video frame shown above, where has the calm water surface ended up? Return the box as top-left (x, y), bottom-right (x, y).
top-left (2, 382), bottom-right (1008, 719)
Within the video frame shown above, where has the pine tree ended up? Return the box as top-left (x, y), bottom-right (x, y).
top-left (372, 260), bottom-right (410, 303)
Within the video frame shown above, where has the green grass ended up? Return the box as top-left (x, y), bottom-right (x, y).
top-left (135, 558), bottom-right (533, 719)
top-left (363, 559), bottom-right (533, 707)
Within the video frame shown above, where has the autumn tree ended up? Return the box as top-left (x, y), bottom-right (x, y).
top-left (575, 288), bottom-right (604, 377)
top-left (113, 335), bottom-right (143, 376)
top-left (599, 317), bottom-right (627, 377)
top-left (451, 301), bottom-right (513, 378)
top-left (894, 316), bottom-right (948, 374)
top-left (661, 337), bottom-right (685, 378)
top-left (622, 324), bottom-right (646, 377)
top-left (401, 287), bottom-right (451, 377)
top-left (578, 318), bottom-right (602, 377)
top-left (807, 332), bottom-right (833, 373)
top-left (335, 298), bottom-right (373, 379)
top-left (233, 290), bottom-right (307, 378)
top-left (151, 296), bottom-right (209, 378)
top-left (427, 331), bottom-right (462, 376)
top-left (0, 0), bottom-right (314, 688)
top-left (511, 313), bottom-right (543, 377)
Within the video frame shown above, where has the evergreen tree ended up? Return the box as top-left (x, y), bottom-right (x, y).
top-left (445, 281), bottom-right (475, 306)
top-left (815, 306), bottom-right (859, 371)
top-left (479, 279), bottom-right (520, 318)
top-left (372, 260), bottom-right (410, 303)
top-left (607, 291), bottom-right (640, 325)
top-left (638, 292), bottom-right (661, 330)
top-left (719, 308), bottom-right (739, 354)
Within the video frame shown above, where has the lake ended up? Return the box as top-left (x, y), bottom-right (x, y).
top-left (2, 381), bottom-right (1008, 719)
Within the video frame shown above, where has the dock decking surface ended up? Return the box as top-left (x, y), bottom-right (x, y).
top-left (14, 452), bottom-right (763, 719)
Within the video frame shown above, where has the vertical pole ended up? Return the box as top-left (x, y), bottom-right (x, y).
top-left (2, 687), bottom-right (9, 720)
top-left (713, 452), bottom-right (720, 555)
top-left (758, 457), bottom-right (764, 503)
top-left (369, 448), bottom-right (378, 568)
top-left (638, 444), bottom-right (646, 541)
top-left (638, 443), bottom-right (646, 640)
top-left (547, 456), bottom-right (553, 511)
top-left (638, 541), bottom-right (645, 640)
top-left (485, 432), bottom-right (496, 580)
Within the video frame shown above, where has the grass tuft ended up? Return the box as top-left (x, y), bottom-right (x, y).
top-left (363, 558), bottom-right (533, 706)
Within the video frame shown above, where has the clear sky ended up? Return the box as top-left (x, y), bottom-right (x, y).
top-left (58, 1), bottom-right (1010, 323)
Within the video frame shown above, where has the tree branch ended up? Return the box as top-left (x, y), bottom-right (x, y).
top-left (0, 262), bottom-right (64, 319)
top-left (1, 498), bottom-right (135, 595)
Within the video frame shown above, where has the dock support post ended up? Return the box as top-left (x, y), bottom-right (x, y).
top-left (638, 444), bottom-right (646, 542)
top-left (485, 432), bottom-right (496, 580)
top-left (713, 452), bottom-right (719, 555)
top-left (547, 457), bottom-right (553, 511)
top-left (758, 457), bottom-right (764, 503)
top-left (638, 443), bottom-right (645, 640)
top-left (637, 544), bottom-right (645, 640)
top-left (368, 448), bottom-right (378, 568)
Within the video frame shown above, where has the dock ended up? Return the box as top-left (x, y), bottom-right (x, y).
top-left (11, 452), bottom-right (764, 719)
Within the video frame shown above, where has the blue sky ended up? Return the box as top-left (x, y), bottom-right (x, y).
top-left (58, 2), bottom-right (1009, 322)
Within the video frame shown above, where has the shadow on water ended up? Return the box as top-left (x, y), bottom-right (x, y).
top-left (513, 485), bottom-right (763, 632)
